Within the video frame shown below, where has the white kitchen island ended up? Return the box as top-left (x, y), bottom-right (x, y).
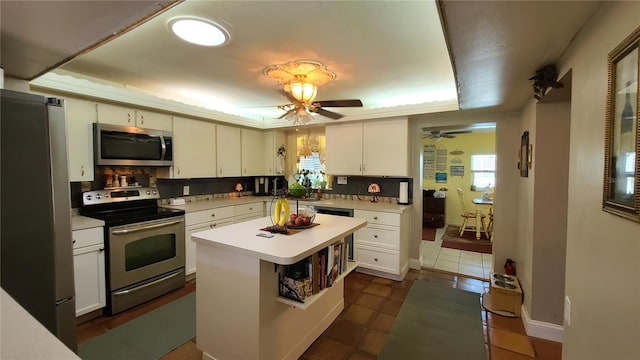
top-left (191, 213), bottom-right (367, 360)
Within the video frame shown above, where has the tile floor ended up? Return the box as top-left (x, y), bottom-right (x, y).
top-left (421, 226), bottom-right (494, 280)
top-left (77, 269), bottom-right (562, 360)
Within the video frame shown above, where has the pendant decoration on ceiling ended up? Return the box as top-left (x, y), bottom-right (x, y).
top-left (529, 64), bottom-right (563, 101)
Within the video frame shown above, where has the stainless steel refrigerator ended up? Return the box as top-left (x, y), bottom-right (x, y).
top-left (1, 89), bottom-right (77, 352)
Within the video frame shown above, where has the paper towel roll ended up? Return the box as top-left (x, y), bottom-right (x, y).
top-left (398, 182), bottom-right (409, 204)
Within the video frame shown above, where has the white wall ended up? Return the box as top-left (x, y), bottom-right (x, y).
top-left (552, 2), bottom-right (640, 358)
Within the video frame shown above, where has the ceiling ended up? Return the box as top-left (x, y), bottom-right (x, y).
top-left (1, 1), bottom-right (601, 129)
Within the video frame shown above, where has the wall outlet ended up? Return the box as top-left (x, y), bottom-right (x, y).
top-left (564, 296), bottom-right (571, 326)
top-left (183, 185), bottom-right (190, 196)
top-left (337, 176), bottom-right (347, 185)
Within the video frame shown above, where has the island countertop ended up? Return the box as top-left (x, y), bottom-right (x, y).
top-left (191, 213), bottom-right (367, 265)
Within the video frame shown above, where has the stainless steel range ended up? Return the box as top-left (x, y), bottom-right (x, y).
top-left (80, 187), bottom-right (185, 315)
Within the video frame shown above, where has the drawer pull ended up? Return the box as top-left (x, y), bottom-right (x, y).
top-left (211, 213), bottom-right (215, 217)
top-left (373, 234), bottom-right (378, 238)
top-left (72, 239), bottom-right (77, 244)
top-left (374, 258), bottom-right (378, 262)
top-left (373, 216), bottom-right (378, 220)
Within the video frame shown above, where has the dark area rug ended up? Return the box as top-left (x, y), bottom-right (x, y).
top-left (78, 293), bottom-right (195, 360)
top-left (422, 226), bottom-right (436, 241)
top-left (441, 225), bottom-right (492, 254)
top-left (379, 280), bottom-right (485, 360)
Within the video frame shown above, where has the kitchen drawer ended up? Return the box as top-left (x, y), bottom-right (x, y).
top-left (235, 202), bottom-right (264, 217)
top-left (186, 206), bottom-right (235, 225)
top-left (72, 227), bottom-right (103, 249)
top-left (354, 210), bottom-right (400, 227)
top-left (355, 245), bottom-right (399, 274)
top-left (355, 224), bottom-right (399, 250)
top-left (188, 218), bottom-right (235, 232)
top-left (234, 213), bottom-right (263, 223)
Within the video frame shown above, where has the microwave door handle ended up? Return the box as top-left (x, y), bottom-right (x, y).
top-left (112, 219), bottom-right (184, 235)
top-left (160, 136), bottom-right (167, 160)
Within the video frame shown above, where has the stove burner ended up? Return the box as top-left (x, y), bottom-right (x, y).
top-left (494, 280), bottom-right (517, 289)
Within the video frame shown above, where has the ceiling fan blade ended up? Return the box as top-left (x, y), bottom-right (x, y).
top-left (444, 130), bottom-right (472, 135)
top-left (315, 107), bottom-right (344, 119)
top-left (315, 99), bottom-right (362, 107)
top-left (278, 89), bottom-right (298, 104)
top-left (278, 109), bottom-right (294, 119)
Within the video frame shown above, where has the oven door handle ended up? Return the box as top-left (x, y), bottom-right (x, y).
top-left (111, 218), bottom-right (184, 235)
top-left (113, 269), bottom-right (184, 296)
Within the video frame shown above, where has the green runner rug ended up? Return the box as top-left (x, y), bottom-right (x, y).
top-left (379, 280), bottom-right (485, 360)
top-left (78, 293), bottom-right (195, 360)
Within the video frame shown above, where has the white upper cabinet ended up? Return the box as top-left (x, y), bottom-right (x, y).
top-left (216, 124), bottom-right (241, 177)
top-left (325, 118), bottom-right (409, 176)
top-left (362, 118), bottom-right (409, 176)
top-left (325, 121), bottom-right (365, 175)
top-left (241, 128), bottom-right (264, 176)
top-left (172, 116), bottom-right (216, 178)
top-left (135, 110), bottom-right (172, 131)
top-left (97, 103), bottom-right (171, 131)
top-left (96, 103), bottom-right (135, 126)
top-left (264, 130), bottom-right (286, 175)
top-left (65, 98), bottom-right (96, 181)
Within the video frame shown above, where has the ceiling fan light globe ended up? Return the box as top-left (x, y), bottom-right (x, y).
top-left (289, 82), bottom-right (317, 103)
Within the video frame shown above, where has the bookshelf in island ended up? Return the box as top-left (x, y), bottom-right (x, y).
top-left (191, 213), bottom-right (367, 360)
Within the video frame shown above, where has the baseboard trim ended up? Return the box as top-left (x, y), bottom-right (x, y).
top-left (521, 305), bottom-right (564, 343)
top-left (410, 257), bottom-right (422, 270)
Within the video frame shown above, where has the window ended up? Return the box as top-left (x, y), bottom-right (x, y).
top-left (471, 154), bottom-right (496, 191)
top-left (625, 152), bottom-right (635, 195)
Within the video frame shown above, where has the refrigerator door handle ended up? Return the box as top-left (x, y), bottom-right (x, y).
top-left (55, 296), bottom-right (74, 306)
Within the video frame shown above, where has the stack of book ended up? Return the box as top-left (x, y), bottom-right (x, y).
top-left (278, 241), bottom-right (350, 303)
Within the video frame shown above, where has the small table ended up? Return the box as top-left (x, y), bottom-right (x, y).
top-left (473, 198), bottom-right (493, 240)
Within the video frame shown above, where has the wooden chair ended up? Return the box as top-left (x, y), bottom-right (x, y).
top-left (456, 188), bottom-right (486, 237)
top-left (486, 207), bottom-right (494, 240)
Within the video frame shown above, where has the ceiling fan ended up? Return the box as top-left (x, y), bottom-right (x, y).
top-left (276, 90), bottom-right (362, 121)
top-left (264, 59), bottom-right (363, 124)
top-left (423, 129), bottom-right (472, 139)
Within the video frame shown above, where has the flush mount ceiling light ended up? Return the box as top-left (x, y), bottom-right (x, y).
top-left (264, 60), bottom-right (336, 104)
top-left (169, 17), bottom-right (229, 46)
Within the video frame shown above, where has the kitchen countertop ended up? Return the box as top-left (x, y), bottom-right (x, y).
top-left (191, 213), bottom-right (367, 265)
top-left (1, 289), bottom-right (80, 359)
top-left (161, 196), bottom-right (412, 214)
top-left (71, 214), bottom-right (104, 231)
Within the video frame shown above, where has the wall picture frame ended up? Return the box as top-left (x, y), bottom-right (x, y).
top-left (603, 26), bottom-right (640, 222)
top-left (518, 131), bottom-right (530, 177)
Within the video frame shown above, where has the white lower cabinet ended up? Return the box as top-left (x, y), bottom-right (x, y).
top-left (354, 209), bottom-right (409, 281)
top-left (72, 227), bottom-right (106, 317)
top-left (185, 206), bottom-right (235, 276)
top-left (234, 202), bottom-right (264, 223)
top-left (185, 202), bottom-right (267, 276)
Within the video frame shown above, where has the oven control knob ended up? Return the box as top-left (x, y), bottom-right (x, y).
top-left (152, 190), bottom-right (157, 195)
top-left (85, 195), bottom-right (92, 201)
top-left (95, 194), bottom-right (101, 199)
top-left (146, 191), bottom-right (151, 195)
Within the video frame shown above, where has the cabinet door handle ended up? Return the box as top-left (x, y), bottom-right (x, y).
top-left (219, 167), bottom-right (222, 174)
top-left (374, 258), bottom-right (378, 262)
top-left (140, 114), bottom-right (144, 124)
top-left (211, 213), bottom-right (215, 217)
top-left (373, 216), bottom-right (378, 220)
top-left (177, 166), bottom-right (180, 175)
top-left (99, 248), bottom-right (104, 252)
top-left (72, 239), bottom-right (77, 244)
top-left (81, 165), bottom-right (85, 176)
top-left (127, 113), bottom-right (132, 123)
top-left (373, 234), bottom-right (378, 238)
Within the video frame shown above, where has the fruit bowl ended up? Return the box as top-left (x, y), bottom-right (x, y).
top-left (286, 210), bottom-right (316, 228)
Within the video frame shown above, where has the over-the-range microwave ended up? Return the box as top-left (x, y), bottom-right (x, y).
top-left (94, 123), bottom-right (173, 167)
